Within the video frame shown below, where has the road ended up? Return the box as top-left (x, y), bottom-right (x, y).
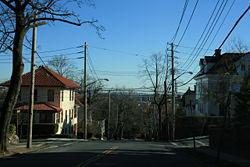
top-left (0, 138), bottom-right (210, 167)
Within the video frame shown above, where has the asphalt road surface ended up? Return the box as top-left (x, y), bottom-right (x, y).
top-left (0, 139), bottom-right (210, 167)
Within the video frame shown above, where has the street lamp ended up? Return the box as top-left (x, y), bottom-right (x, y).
top-left (84, 78), bottom-right (109, 140)
top-left (172, 71), bottom-right (192, 141)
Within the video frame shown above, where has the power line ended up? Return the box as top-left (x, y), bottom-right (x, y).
top-left (88, 50), bottom-right (100, 81)
top-left (23, 39), bottom-right (47, 66)
top-left (177, 4), bottom-right (250, 88)
top-left (171, 0), bottom-right (190, 43)
top-left (88, 45), bottom-right (149, 58)
top-left (177, 0), bottom-right (221, 70)
top-left (218, 5), bottom-right (250, 49)
top-left (176, 0), bottom-right (199, 47)
top-left (38, 45), bottom-right (83, 53)
top-left (183, 0), bottom-right (228, 72)
top-left (200, 0), bottom-right (235, 61)
top-left (39, 51), bottom-right (84, 59)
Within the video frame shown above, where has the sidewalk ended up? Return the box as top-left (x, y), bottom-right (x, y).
top-left (196, 147), bottom-right (250, 167)
top-left (183, 146), bottom-right (250, 167)
top-left (0, 143), bottom-right (52, 158)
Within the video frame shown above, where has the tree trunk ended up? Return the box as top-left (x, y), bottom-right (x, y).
top-left (158, 105), bottom-right (162, 140)
top-left (0, 12), bottom-right (25, 153)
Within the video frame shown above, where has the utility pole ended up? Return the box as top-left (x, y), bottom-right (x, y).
top-left (27, 16), bottom-right (37, 148)
top-left (164, 81), bottom-right (169, 141)
top-left (116, 104), bottom-right (119, 131)
top-left (108, 91), bottom-right (111, 140)
top-left (84, 42), bottom-right (88, 140)
top-left (171, 42), bottom-right (175, 141)
top-left (191, 101), bottom-right (196, 151)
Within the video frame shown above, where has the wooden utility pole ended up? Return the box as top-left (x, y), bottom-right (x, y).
top-left (116, 104), bottom-right (119, 131)
top-left (171, 42), bottom-right (175, 141)
top-left (84, 42), bottom-right (88, 140)
top-left (27, 17), bottom-right (37, 148)
top-left (191, 101), bottom-right (196, 151)
top-left (164, 81), bottom-right (170, 141)
top-left (108, 91), bottom-right (111, 140)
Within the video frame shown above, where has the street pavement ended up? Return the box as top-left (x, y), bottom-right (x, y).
top-left (0, 139), bottom-right (210, 167)
top-left (0, 137), bottom-right (249, 167)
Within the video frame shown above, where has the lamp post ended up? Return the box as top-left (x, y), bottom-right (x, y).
top-left (172, 71), bottom-right (192, 141)
top-left (84, 78), bottom-right (109, 140)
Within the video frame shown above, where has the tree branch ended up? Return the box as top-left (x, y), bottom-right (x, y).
top-left (0, 0), bottom-right (15, 11)
top-left (24, 21), bottom-right (47, 33)
top-left (28, 17), bottom-right (97, 26)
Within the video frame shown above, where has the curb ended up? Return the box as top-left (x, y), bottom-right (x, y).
top-left (0, 145), bottom-right (55, 159)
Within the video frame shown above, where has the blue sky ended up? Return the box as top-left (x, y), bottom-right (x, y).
top-left (0, 0), bottom-right (250, 92)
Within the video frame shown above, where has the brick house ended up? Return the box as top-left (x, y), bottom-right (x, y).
top-left (0, 66), bottom-right (80, 135)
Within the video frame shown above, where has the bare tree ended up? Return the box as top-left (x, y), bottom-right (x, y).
top-left (140, 53), bottom-right (169, 139)
top-left (48, 55), bottom-right (76, 77)
top-left (0, 0), bottom-right (104, 153)
top-left (226, 37), bottom-right (249, 53)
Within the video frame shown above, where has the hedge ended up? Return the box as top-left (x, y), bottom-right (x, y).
top-left (174, 116), bottom-right (226, 139)
top-left (18, 123), bottom-right (58, 138)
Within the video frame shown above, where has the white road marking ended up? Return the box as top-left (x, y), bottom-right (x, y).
top-left (170, 142), bottom-right (178, 146)
top-left (63, 142), bottom-right (74, 146)
top-left (196, 140), bottom-right (206, 146)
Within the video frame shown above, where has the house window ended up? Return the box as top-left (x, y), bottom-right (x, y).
top-left (62, 90), bottom-right (64, 101)
top-left (40, 112), bottom-right (52, 123)
top-left (69, 90), bottom-right (72, 101)
top-left (61, 111), bottom-right (63, 122)
top-left (57, 113), bottom-right (60, 123)
top-left (241, 64), bottom-right (246, 71)
top-left (69, 109), bottom-right (71, 119)
top-left (48, 89), bottom-right (54, 102)
top-left (72, 91), bottom-right (74, 101)
top-left (34, 89), bottom-right (38, 102)
top-left (74, 108), bottom-right (77, 118)
top-left (65, 110), bottom-right (68, 122)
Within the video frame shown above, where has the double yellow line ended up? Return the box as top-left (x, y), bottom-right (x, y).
top-left (76, 146), bottom-right (118, 167)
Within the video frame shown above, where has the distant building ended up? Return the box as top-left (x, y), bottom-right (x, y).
top-left (0, 66), bottom-right (80, 135)
top-left (182, 87), bottom-right (196, 116)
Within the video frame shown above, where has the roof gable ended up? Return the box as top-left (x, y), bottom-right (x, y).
top-left (0, 66), bottom-right (80, 88)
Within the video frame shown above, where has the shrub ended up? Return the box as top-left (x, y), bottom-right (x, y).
top-left (8, 124), bottom-right (16, 135)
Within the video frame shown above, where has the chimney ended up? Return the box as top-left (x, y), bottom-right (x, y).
top-left (215, 49), bottom-right (221, 57)
top-left (194, 85), bottom-right (196, 92)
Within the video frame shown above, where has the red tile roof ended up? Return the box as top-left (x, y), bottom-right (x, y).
top-left (0, 66), bottom-right (80, 88)
top-left (15, 103), bottom-right (62, 112)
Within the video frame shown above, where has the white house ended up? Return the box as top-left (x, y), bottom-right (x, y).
top-left (0, 66), bottom-right (81, 135)
top-left (194, 50), bottom-right (250, 116)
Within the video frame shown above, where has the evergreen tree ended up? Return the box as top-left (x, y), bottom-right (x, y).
top-left (235, 72), bottom-right (250, 122)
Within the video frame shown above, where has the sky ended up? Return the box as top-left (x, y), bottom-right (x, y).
top-left (0, 0), bottom-right (250, 93)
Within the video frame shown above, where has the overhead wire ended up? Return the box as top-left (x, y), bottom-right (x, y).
top-left (88, 45), bottom-right (149, 58)
top-left (171, 0), bottom-right (190, 43)
top-left (192, 0), bottom-right (236, 72)
top-left (38, 45), bottom-right (83, 53)
top-left (176, 0), bottom-right (199, 48)
top-left (177, 0), bottom-right (248, 87)
top-left (182, 0), bottom-right (228, 72)
top-left (177, 0), bottom-right (221, 70)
